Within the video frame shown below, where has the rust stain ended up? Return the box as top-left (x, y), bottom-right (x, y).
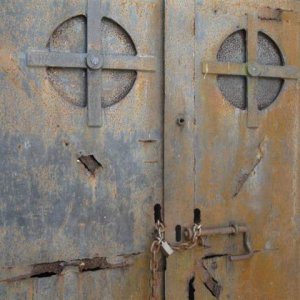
top-left (166, 2), bottom-right (300, 299)
top-left (0, 253), bottom-right (140, 283)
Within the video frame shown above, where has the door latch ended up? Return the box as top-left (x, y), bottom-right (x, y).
top-left (184, 221), bottom-right (253, 261)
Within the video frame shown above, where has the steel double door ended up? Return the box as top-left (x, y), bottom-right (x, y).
top-left (0, 0), bottom-right (300, 299)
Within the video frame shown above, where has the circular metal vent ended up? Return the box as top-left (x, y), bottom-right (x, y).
top-left (217, 30), bottom-right (284, 110)
top-left (47, 16), bottom-right (137, 108)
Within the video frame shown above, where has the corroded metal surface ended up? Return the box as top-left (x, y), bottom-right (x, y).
top-left (1, 0), bottom-right (300, 299)
top-left (165, 0), bottom-right (300, 299)
top-left (0, 0), bottom-right (163, 299)
top-left (27, 0), bottom-right (156, 127)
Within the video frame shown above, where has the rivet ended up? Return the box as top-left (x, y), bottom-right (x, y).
top-left (90, 56), bottom-right (99, 66)
top-left (247, 63), bottom-right (261, 77)
top-left (86, 53), bottom-right (103, 70)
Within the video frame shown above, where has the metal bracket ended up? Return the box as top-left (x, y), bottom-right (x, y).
top-left (27, 0), bottom-right (156, 127)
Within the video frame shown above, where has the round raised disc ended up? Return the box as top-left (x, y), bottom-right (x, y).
top-left (86, 53), bottom-right (103, 70)
top-left (247, 63), bottom-right (261, 77)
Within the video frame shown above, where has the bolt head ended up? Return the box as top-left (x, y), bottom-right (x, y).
top-left (91, 56), bottom-right (100, 66)
top-left (247, 63), bottom-right (261, 77)
top-left (86, 53), bottom-right (103, 70)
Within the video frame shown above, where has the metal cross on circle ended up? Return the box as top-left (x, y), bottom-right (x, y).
top-left (202, 14), bottom-right (300, 128)
top-left (27, 0), bottom-right (156, 127)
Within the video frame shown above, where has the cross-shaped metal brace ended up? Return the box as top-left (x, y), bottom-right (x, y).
top-left (202, 14), bottom-right (300, 128)
top-left (27, 0), bottom-right (156, 127)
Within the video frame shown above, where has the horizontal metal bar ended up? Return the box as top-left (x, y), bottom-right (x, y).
top-left (27, 51), bottom-right (156, 72)
top-left (184, 225), bottom-right (248, 239)
top-left (103, 54), bottom-right (156, 72)
top-left (202, 61), bottom-right (247, 76)
top-left (27, 51), bottom-right (87, 68)
top-left (259, 65), bottom-right (300, 79)
top-left (200, 225), bottom-right (248, 236)
top-left (183, 224), bottom-right (253, 261)
top-left (202, 61), bottom-right (300, 80)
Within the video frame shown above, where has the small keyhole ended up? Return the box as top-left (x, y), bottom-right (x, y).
top-left (175, 225), bottom-right (182, 242)
top-left (194, 208), bottom-right (201, 224)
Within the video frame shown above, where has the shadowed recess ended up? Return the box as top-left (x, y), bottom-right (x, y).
top-left (175, 224), bottom-right (182, 242)
top-left (194, 208), bottom-right (201, 224)
top-left (154, 203), bottom-right (162, 223)
top-left (78, 155), bottom-right (102, 175)
top-left (188, 276), bottom-right (195, 300)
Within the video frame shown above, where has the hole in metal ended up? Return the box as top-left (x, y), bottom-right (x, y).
top-left (154, 204), bottom-right (162, 223)
top-left (188, 276), bottom-right (195, 300)
top-left (31, 272), bottom-right (57, 279)
top-left (78, 155), bottom-right (102, 175)
top-left (194, 208), bottom-right (201, 224)
top-left (177, 116), bottom-right (185, 126)
top-left (175, 225), bottom-right (182, 242)
top-left (30, 262), bottom-right (64, 279)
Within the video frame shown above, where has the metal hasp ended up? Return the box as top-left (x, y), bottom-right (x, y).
top-left (184, 223), bottom-right (253, 261)
top-left (202, 14), bottom-right (300, 128)
top-left (27, 0), bottom-right (156, 127)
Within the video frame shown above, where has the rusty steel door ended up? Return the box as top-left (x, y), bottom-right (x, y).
top-left (165, 1), bottom-right (300, 299)
top-left (0, 0), bottom-right (163, 299)
top-left (1, 0), bottom-right (300, 299)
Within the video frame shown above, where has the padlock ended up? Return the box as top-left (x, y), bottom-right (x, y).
top-left (160, 240), bottom-right (174, 256)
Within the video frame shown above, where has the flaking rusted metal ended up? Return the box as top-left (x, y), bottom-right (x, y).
top-left (165, 1), bottom-right (300, 299)
top-left (0, 0), bottom-right (163, 299)
top-left (1, 0), bottom-right (300, 299)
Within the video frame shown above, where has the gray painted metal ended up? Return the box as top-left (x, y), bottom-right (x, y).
top-left (1, 0), bottom-right (300, 299)
top-left (0, 0), bottom-right (163, 298)
top-left (27, 0), bottom-right (156, 127)
top-left (27, 51), bottom-right (156, 71)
